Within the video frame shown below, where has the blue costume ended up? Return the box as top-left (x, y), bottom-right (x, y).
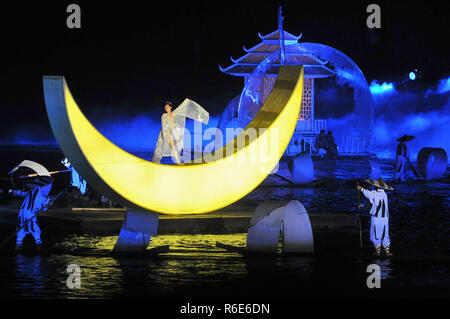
top-left (8, 160), bottom-right (53, 249)
top-left (13, 182), bottom-right (52, 248)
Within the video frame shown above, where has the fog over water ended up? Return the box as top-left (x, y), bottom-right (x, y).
top-left (1, 76), bottom-right (449, 162)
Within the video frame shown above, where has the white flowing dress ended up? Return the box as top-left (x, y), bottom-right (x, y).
top-left (152, 99), bottom-right (209, 164)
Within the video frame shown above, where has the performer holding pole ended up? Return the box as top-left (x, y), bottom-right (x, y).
top-left (0, 161), bottom-right (54, 252)
top-left (357, 177), bottom-right (394, 256)
top-left (395, 134), bottom-right (416, 181)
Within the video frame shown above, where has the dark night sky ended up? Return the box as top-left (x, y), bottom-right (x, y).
top-left (0, 1), bottom-right (448, 142)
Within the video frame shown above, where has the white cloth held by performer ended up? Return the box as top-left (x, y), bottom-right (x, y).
top-left (152, 98), bottom-right (209, 164)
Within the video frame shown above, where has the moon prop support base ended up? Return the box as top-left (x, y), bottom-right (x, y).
top-left (246, 200), bottom-right (314, 254)
top-left (113, 210), bottom-right (159, 253)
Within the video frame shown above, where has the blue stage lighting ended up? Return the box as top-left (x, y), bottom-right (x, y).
top-left (409, 72), bottom-right (416, 80)
top-left (370, 81), bottom-right (394, 94)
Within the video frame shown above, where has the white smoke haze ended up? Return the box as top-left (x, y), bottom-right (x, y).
top-left (314, 76), bottom-right (449, 161)
top-left (371, 77), bottom-right (450, 161)
top-left (2, 77), bottom-right (448, 165)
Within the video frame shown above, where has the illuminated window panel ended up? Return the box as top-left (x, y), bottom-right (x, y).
top-left (262, 77), bottom-right (276, 103)
top-left (299, 78), bottom-right (312, 121)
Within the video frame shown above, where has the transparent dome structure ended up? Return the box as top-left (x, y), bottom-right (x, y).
top-left (216, 42), bottom-right (375, 154)
top-left (216, 95), bottom-right (240, 134)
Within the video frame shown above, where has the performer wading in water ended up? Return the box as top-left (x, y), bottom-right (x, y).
top-left (395, 134), bottom-right (414, 181)
top-left (11, 173), bottom-right (53, 252)
top-left (357, 177), bottom-right (394, 256)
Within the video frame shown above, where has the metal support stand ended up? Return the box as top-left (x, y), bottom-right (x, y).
top-left (246, 200), bottom-right (314, 254)
top-left (113, 209), bottom-right (159, 253)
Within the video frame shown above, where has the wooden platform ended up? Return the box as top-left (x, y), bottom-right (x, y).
top-left (0, 202), bottom-right (360, 236)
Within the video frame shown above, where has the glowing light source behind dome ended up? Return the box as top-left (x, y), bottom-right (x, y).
top-left (370, 81), bottom-right (394, 94)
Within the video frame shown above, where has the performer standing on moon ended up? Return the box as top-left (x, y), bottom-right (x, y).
top-left (152, 101), bottom-right (183, 165)
top-left (152, 99), bottom-right (209, 165)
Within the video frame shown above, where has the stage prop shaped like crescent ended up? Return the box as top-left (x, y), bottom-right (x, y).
top-left (42, 66), bottom-right (304, 215)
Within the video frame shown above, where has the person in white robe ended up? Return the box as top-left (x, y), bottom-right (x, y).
top-left (358, 177), bottom-right (394, 256)
top-left (152, 99), bottom-right (209, 164)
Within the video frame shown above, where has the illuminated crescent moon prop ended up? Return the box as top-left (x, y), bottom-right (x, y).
top-left (42, 66), bottom-right (304, 215)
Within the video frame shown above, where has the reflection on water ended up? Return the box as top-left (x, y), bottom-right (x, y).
top-left (2, 232), bottom-right (449, 298)
top-left (15, 255), bottom-right (46, 297)
top-left (0, 149), bottom-right (449, 298)
top-left (1, 234), bottom-right (251, 298)
top-left (371, 258), bottom-right (393, 280)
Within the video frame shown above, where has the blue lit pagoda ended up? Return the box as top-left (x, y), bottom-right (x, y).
top-left (219, 7), bottom-right (336, 155)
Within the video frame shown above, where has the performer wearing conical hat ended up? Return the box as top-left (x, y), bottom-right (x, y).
top-left (395, 134), bottom-right (414, 181)
top-left (357, 177), bottom-right (394, 256)
top-left (8, 161), bottom-right (53, 252)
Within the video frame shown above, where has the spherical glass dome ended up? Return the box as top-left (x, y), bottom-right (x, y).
top-left (236, 42), bottom-right (374, 154)
top-left (216, 95), bottom-right (240, 135)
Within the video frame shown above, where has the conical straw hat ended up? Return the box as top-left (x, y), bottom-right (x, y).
top-left (364, 177), bottom-right (394, 191)
top-left (397, 134), bottom-right (415, 142)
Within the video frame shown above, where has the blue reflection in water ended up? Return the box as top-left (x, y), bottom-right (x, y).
top-left (15, 255), bottom-right (45, 297)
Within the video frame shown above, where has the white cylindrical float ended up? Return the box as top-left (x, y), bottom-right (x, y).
top-left (417, 148), bottom-right (448, 180)
top-left (288, 153), bottom-right (315, 184)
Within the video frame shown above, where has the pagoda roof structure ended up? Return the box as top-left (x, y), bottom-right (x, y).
top-left (219, 29), bottom-right (336, 79)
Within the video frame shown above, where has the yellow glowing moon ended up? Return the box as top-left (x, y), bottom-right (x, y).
top-left (42, 66), bottom-right (304, 214)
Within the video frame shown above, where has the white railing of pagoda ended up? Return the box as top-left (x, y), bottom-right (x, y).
top-left (286, 135), bottom-right (375, 156)
top-left (340, 136), bottom-right (375, 155)
top-left (285, 134), bottom-right (316, 156)
top-left (295, 119), bottom-right (327, 134)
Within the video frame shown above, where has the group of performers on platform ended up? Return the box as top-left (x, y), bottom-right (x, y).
top-left (314, 129), bottom-right (338, 157)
